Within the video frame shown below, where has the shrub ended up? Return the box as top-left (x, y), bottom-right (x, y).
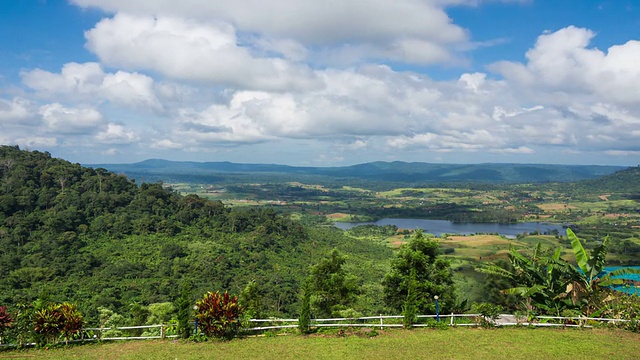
top-left (195, 291), bottom-right (243, 340)
top-left (58, 303), bottom-right (84, 344)
top-left (34, 303), bottom-right (84, 345)
top-left (34, 304), bottom-right (64, 345)
top-left (13, 303), bottom-right (37, 348)
top-left (0, 305), bottom-right (13, 344)
top-left (472, 302), bottom-right (502, 328)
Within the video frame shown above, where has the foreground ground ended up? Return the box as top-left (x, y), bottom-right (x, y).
top-left (2, 328), bottom-right (639, 360)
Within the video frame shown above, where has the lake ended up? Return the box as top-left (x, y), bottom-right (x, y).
top-left (333, 218), bottom-right (567, 237)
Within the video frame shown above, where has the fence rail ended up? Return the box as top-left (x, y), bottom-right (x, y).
top-left (0, 314), bottom-right (634, 348)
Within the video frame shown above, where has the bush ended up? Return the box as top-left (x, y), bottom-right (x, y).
top-left (34, 302), bottom-right (84, 345)
top-left (58, 303), bottom-right (84, 344)
top-left (0, 305), bottom-right (13, 344)
top-left (195, 291), bottom-right (243, 340)
top-left (34, 304), bottom-right (64, 344)
top-left (472, 302), bottom-right (502, 328)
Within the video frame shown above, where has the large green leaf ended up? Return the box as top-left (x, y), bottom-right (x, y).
top-left (477, 264), bottom-right (515, 280)
top-left (567, 228), bottom-right (590, 275)
top-left (598, 267), bottom-right (640, 287)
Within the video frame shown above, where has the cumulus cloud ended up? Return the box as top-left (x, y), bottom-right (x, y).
top-left (0, 97), bottom-right (33, 123)
top-left (84, 13), bottom-right (321, 91)
top-left (7, 2), bottom-right (640, 165)
top-left (72, 0), bottom-right (466, 46)
top-left (95, 123), bottom-right (140, 144)
top-left (39, 103), bottom-right (104, 134)
top-left (21, 62), bottom-right (162, 110)
top-left (490, 26), bottom-right (640, 104)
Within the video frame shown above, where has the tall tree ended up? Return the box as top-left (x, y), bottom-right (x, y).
top-left (383, 230), bottom-right (456, 314)
top-left (309, 249), bottom-right (358, 318)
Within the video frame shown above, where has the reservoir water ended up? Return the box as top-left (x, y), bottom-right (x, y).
top-left (333, 218), bottom-right (566, 237)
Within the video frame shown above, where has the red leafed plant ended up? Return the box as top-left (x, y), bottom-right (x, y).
top-left (34, 304), bottom-right (64, 344)
top-left (58, 303), bottom-right (84, 344)
top-left (195, 291), bottom-right (243, 339)
top-left (34, 303), bottom-right (84, 345)
top-left (0, 305), bottom-right (13, 344)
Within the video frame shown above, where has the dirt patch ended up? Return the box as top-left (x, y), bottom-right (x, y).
top-left (604, 213), bottom-right (628, 218)
top-left (599, 194), bottom-right (610, 201)
top-left (445, 235), bottom-right (510, 247)
top-left (327, 213), bottom-right (350, 219)
top-left (537, 203), bottom-right (577, 211)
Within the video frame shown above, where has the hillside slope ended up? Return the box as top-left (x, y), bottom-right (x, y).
top-left (0, 146), bottom-right (392, 321)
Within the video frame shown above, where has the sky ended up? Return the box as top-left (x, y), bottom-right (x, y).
top-left (1, 0), bottom-right (639, 166)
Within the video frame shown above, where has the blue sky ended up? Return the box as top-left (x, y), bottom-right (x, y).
top-left (1, 0), bottom-right (639, 166)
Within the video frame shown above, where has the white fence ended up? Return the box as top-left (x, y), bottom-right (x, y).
top-left (244, 313), bottom-right (632, 331)
top-left (0, 314), bottom-right (634, 348)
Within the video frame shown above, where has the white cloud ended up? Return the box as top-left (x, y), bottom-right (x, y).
top-left (151, 139), bottom-right (184, 149)
top-left (7, 3), bottom-right (640, 165)
top-left (0, 98), bottom-right (33, 123)
top-left (72, 0), bottom-right (467, 46)
top-left (102, 148), bottom-right (121, 155)
top-left (21, 62), bottom-right (162, 110)
top-left (95, 123), bottom-right (140, 144)
top-left (39, 103), bottom-right (104, 134)
top-left (490, 26), bottom-right (640, 104)
top-left (84, 13), bottom-right (321, 91)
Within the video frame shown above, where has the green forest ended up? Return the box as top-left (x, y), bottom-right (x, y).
top-left (1, 145), bottom-right (639, 346)
top-left (0, 146), bottom-right (396, 324)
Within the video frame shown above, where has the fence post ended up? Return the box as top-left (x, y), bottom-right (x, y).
top-left (450, 313), bottom-right (454, 326)
top-left (161, 324), bottom-right (165, 340)
top-left (380, 314), bottom-right (383, 330)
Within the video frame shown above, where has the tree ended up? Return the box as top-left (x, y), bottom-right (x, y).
top-left (239, 280), bottom-right (263, 319)
top-left (176, 282), bottom-right (193, 339)
top-left (383, 230), bottom-right (456, 314)
top-left (309, 249), bottom-right (358, 318)
top-left (402, 270), bottom-right (418, 329)
top-left (298, 280), bottom-right (312, 334)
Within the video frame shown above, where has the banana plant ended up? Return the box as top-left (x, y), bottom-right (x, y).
top-left (566, 228), bottom-right (640, 293)
top-left (480, 243), bottom-right (576, 315)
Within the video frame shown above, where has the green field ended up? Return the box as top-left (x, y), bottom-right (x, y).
top-left (3, 328), bottom-right (639, 360)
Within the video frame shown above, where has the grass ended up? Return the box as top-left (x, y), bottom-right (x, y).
top-left (2, 328), bottom-right (638, 360)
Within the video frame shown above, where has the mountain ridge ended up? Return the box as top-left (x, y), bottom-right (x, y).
top-left (87, 159), bottom-right (627, 184)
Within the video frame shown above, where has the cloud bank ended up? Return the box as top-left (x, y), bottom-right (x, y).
top-left (1, 1), bottom-right (638, 165)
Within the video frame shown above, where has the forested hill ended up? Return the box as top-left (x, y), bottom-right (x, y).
top-left (0, 146), bottom-right (391, 321)
top-left (90, 159), bottom-right (624, 185)
top-left (572, 166), bottom-right (640, 194)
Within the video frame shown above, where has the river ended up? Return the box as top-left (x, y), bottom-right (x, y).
top-left (333, 218), bottom-right (567, 237)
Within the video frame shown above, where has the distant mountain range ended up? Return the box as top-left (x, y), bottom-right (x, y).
top-left (86, 159), bottom-right (629, 185)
